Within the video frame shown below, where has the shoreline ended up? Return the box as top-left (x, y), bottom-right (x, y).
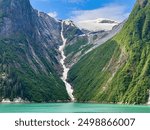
top-left (0, 98), bottom-right (72, 104)
top-left (0, 100), bottom-right (149, 106)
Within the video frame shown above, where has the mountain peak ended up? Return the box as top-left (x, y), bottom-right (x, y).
top-left (64, 19), bottom-right (76, 27)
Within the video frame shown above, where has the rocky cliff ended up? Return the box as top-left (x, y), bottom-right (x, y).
top-left (0, 0), bottom-right (70, 102)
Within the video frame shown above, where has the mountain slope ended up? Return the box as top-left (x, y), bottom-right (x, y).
top-left (63, 20), bottom-right (124, 68)
top-left (68, 0), bottom-right (150, 104)
top-left (0, 0), bottom-right (69, 102)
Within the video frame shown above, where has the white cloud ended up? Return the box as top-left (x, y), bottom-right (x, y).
top-left (48, 11), bottom-right (58, 18)
top-left (71, 4), bottom-right (129, 22)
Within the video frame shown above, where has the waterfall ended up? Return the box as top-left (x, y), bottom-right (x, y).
top-left (59, 21), bottom-right (75, 101)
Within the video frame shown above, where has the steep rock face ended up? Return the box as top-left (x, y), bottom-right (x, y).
top-left (62, 20), bottom-right (88, 67)
top-left (63, 20), bottom-right (84, 41)
top-left (0, 0), bottom-right (70, 102)
top-left (61, 20), bottom-right (89, 68)
top-left (0, 0), bottom-right (33, 36)
top-left (0, 0), bottom-right (62, 50)
top-left (68, 0), bottom-right (150, 104)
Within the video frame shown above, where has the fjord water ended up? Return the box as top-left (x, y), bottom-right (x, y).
top-left (0, 103), bottom-right (150, 113)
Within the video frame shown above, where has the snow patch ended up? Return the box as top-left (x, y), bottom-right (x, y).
top-left (75, 18), bottom-right (118, 31)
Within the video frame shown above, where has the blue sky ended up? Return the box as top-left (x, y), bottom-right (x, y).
top-left (30, 0), bottom-right (136, 22)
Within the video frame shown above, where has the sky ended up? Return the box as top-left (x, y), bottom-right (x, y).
top-left (30, 0), bottom-right (136, 22)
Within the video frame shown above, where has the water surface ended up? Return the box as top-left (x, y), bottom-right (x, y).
top-left (0, 103), bottom-right (150, 113)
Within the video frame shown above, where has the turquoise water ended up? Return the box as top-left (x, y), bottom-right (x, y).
top-left (0, 103), bottom-right (150, 113)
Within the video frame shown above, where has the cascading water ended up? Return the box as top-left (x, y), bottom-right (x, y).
top-left (59, 21), bottom-right (75, 101)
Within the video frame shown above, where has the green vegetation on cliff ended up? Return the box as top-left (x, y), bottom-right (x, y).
top-left (68, 0), bottom-right (150, 104)
top-left (0, 37), bottom-right (69, 102)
